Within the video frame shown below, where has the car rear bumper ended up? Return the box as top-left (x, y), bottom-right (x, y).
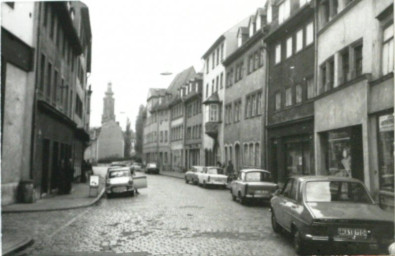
top-left (106, 184), bottom-right (135, 194)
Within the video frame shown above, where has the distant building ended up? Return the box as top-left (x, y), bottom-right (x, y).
top-left (86, 83), bottom-right (124, 162)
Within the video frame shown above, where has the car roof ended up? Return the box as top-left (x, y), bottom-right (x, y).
top-left (192, 166), bottom-right (205, 168)
top-left (108, 167), bottom-right (130, 172)
top-left (291, 175), bottom-right (363, 183)
top-left (240, 169), bottom-right (270, 173)
top-left (206, 166), bottom-right (222, 169)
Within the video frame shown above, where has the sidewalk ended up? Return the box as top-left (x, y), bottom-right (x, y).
top-left (159, 170), bottom-right (185, 180)
top-left (2, 179), bottom-right (105, 213)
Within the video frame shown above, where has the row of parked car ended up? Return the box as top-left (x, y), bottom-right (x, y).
top-left (184, 165), bottom-right (394, 254)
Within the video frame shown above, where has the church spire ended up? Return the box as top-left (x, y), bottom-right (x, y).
top-left (101, 82), bottom-right (116, 123)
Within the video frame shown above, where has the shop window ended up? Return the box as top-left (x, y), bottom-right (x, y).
top-left (382, 23), bottom-right (394, 75)
top-left (327, 130), bottom-right (351, 177)
top-left (378, 114), bottom-right (394, 193)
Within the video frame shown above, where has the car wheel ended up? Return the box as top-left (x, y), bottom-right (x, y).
top-left (130, 190), bottom-right (135, 197)
top-left (185, 178), bottom-right (188, 184)
top-left (271, 210), bottom-right (280, 233)
top-left (106, 193), bottom-right (112, 199)
top-left (293, 229), bottom-right (307, 255)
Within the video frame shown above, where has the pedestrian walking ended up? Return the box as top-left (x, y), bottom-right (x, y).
top-left (226, 160), bottom-right (235, 183)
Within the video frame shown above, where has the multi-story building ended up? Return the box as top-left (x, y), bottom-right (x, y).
top-left (168, 67), bottom-right (196, 172)
top-left (265, 0), bottom-right (315, 184)
top-left (1, 2), bottom-right (92, 203)
top-left (143, 88), bottom-right (168, 164)
top-left (202, 17), bottom-right (249, 166)
top-left (314, 0), bottom-right (393, 209)
top-left (223, 8), bottom-right (267, 172)
top-left (1, 2), bottom-right (37, 204)
top-left (181, 73), bottom-right (204, 168)
top-left (32, 1), bottom-right (92, 197)
top-left (143, 66), bottom-right (195, 172)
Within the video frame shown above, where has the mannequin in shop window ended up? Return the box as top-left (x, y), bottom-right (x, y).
top-left (341, 148), bottom-right (351, 177)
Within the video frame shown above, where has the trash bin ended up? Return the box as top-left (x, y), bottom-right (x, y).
top-left (19, 180), bottom-right (35, 203)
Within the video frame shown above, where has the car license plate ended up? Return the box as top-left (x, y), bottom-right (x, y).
top-left (113, 187), bottom-right (127, 193)
top-left (338, 228), bottom-right (368, 239)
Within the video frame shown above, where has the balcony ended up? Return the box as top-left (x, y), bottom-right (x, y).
top-left (205, 121), bottom-right (220, 139)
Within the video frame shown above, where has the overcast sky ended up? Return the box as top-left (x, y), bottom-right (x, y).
top-left (84, 0), bottom-right (266, 130)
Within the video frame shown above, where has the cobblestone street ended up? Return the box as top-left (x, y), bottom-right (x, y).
top-left (3, 167), bottom-right (295, 255)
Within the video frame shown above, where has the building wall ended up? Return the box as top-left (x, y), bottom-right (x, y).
top-left (97, 121), bottom-right (124, 159)
top-left (1, 2), bottom-right (37, 205)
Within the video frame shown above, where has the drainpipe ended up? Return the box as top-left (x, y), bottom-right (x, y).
top-left (263, 31), bottom-right (269, 170)
top-left (30, 2), bottom-right (42, 181)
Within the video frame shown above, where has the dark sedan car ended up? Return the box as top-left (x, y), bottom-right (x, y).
top-left (270, 176), bottom-right (394, 255)
top-left (145, 162), bottom-right (159, 174)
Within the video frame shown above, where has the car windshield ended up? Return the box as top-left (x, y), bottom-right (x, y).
top-left (245, 172), bottom-right (272, 182)
top-left (148, 163), bottom-right (156, 168)
top-left (109, 170), bottom-right (129, 178)
top-left (207, 168), bottom-right (223, 175)
top-left (193, 167), bottom-right (203, 173)
top-left (305, 181), bottom-right (373, 204)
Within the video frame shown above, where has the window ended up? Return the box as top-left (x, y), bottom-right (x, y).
top-left (382, 23), bottom-right (393, 75)
top-left (306, 77), bottom-right (314, 99)
top-left (212, 52), bottom-right (215, 70)
top-left (248, 55), bottom-right (254, 73)
top-left (216, 76), bottom-right (219, 92)
top-left (251, 95), bottom-right (256, 116)
top-left (220, 72), bottom-right (223, 89)
top-left (254, 50), bottom-right (260, 69)
top-left (259, 48), bottom-right (264, 67)
top-left (267, 4), bottom-right (272, 23)
top-left (75, 95), bottom-right (83, 118)
top-left (285, 88), bottom-right (292, 106)
top-left (43, 3), bottom-right (49, 27)
top-left (206, 84), bottom-right (209, 98)
top-left (53, 70), bottom-right (58, 103)
top-left (216, 48), bottom-right (220, 66)
top-left (286, 37), bottom-right (293, 58)
top-left (256, 92), bottom-right (262, 115)
top-left (306, 22), bottom-right (314, 46)
top-left (279, 0), bottom-right (290, 24)
top-left (295, 84), bottom-right (302, 103)
top-left (378, 114), bottom-right (394, 193)
top-left (255, 143), bottom-right (260, 167)
top-left (275, 92), bottom-right (281, 110)
top-left (275, 44), bottom-right (281, 64)
top-left (39, 54), bottom-right (46, 92)
top-left (354, 44), bottom-right (363, 77)
top-left (209, 104), bottom-right (218, 122)
top-left (206, 59), bottom-right (209, 74)
top-left (212, 80), bottom-right (214, 94)
top-left (46, 63), bottom-right (52, 99)
top-left (244, 144), bottom-right (248, 165)
top-left (50, 12), bottom-right (56, 39)
top-left (249, 144), bottom-right (254, 165)
top-left (220, 44), bottom-right (224, 61)
top-left (296, 29), bottom-right (303, 52)
top-left (340, 49), bottom-right (350, 84)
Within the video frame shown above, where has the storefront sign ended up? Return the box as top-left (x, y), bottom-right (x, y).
top-left (379, 115), bottom-right (394, 132)
top-left (89, 175), bottom-right (99, 188)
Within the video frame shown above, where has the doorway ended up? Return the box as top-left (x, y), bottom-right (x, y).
top-left (41, 139), bottom-right (50, 194)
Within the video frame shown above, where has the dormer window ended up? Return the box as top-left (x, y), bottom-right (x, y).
top-left (279, 0), bottom-right (290, 24)
top-left (238, 34), bottom-right (243, 47)
top-left (256, 15), bottom-right (262, 30)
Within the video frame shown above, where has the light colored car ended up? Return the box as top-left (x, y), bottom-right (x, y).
top-left (105, 167), bottom-right (147, 197)
top-left (131, 162), bottom-right (143, 172)
top-left (230, 169), bottom-right (278, 204)
top-left (185, 166), bottom-right (204, 185)
top-left (197, 166), bottom-right (227, 188)
top-left (270, 176), bottom-right (394, 255)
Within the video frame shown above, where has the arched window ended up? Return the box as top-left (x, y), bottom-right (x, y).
top-left (249, 143), bottom-right (254, 165)
top-left (255, 143), bottom-right (260, 167)
top-left (244, 144), bottom-right (248, 166)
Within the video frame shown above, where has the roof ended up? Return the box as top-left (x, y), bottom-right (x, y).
top-left (148, 88), bottom-right (168, 100)
top-left (238, 26), bottom-right (249, 36)
top-left (167, 66), bottom-right (196, 93)
top-left (203, 92), bottom-right (221, 104)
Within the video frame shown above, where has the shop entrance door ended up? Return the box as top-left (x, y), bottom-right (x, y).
top-left (351, 126), bottom-right (364, 181)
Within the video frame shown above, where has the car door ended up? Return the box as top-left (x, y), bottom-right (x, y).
top-left (273, 178), bottom-right (294, 231)
top-left (133, 174), bottom-right (147, 189)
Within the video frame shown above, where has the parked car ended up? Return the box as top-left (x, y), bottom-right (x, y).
top-left (230, 169), bottom-right (278, 204)
top-left (270, 176), bottom-right (394, 255)
top-left (105, 167), bottom-right (147, 198)
top-left (197, 166), bottom-right (227, 188)
top-left (185, 166), bottom-right (204, 185)
top-left (110, 161), bottom-right (127, 167)
top-left (130, 162), bottom-right (143, 172)
top-left (145, 162), bottom-right (159, 174)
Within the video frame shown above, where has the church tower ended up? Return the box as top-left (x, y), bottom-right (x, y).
top-left (101, 82), bottom-right (116, 123)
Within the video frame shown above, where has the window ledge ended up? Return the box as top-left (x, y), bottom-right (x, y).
top-left (370, 72), bottom-right (394, 86)
top-left (318, 0), bottom-right (361, 36)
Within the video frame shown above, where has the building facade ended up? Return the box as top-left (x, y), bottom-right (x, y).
top-left (265, 0), bottom-right (315, 185)
top-left (1, 2), bottom-right (37, 204)
top-left (314, 0), bottom-right (394, 209)
top-left (202, 17), bottom-right (250, 167)
top-left (223, 8), bottom-right (267, 172)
